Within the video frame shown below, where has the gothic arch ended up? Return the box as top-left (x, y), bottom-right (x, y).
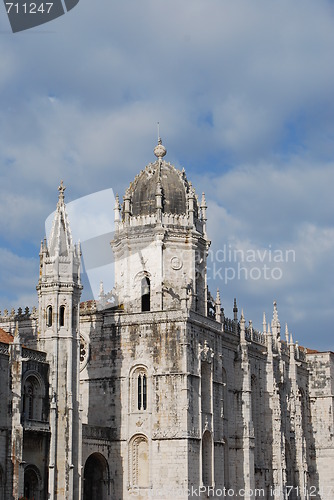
top-left (133, 272), bottom-right (152, 312)
top-left (129, 365), bottom-right (149, 413)
top-left (83, 452), bottom-right (109, 500)
top-left (46, 305), bottom-right (52, 327)
top-left (24, 464), bottom-right (42, 500)
top-left (22, 371), bottom-right (45, 421)
top-left (59, 304), bottom-right (65, 327)
top-left (202, 430), bottom-right (213, 487)
top-left (299, 387), bottom-right (308, 440)
top-left (129, 434), bottom-right (149, 488)
top-left (133, 270), bottom-right (151, 285)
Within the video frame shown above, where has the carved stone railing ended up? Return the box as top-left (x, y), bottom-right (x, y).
top-left (0, 342), bottom-right (9, 355)
top-left (0, 306), bottom-right (38, 323)
top-left (224, 318), bottom-right (235, 334)
top-left (22, 347), bottom-right (47, 362)
top-left (23, 419), bottom-right (50, 432)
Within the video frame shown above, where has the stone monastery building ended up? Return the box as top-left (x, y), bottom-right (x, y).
top-left (0, 139), bottom-right (333, 500)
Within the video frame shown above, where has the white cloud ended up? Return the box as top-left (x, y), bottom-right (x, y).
top-left (0, 248), bottom-right (38, 310)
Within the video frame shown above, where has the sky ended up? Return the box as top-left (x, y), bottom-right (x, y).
top-left (0, 0), bottom-right (333, 350)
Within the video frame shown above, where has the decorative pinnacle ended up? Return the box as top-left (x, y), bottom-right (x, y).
top-left (58, 180), bottom-right (66, 201)
top-left (285, 323), bottom-right (289, 343)
top-left (272, 300), bottom-right (280, 326)
top-left (154, 137), bottom-right (167, 159)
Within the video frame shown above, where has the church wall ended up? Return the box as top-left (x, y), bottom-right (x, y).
top-left (0, 349), bottom-right (9, 429)
top-left (307, 352), bottom-right (334, 499)
top-left (0, 349), bottom-right (10, 500)
top-left (80, 309), bottom-right (191, 498)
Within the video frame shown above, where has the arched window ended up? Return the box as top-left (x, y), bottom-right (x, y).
top-left (202, 431), bottom-right (213, 487)
top-left (59, 305), bottom-right (65, 327)
top-left (141, 277), bottom-right (150, 312)
top-left (137, 373), bottom-right (147, 410)
top-left (46, 305), bottom-right (52, 327)
top-left (23, 375), bottom-right (43, 422)
top-left (131, 367), bottom-right (148, 412)
top-left (129, 435), bottom-right (149, 488)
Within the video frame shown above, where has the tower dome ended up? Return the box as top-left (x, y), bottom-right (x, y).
top-left (124, 138), bottom-right (198, 219)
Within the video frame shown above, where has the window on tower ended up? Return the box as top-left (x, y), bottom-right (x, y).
top-left (59, 305), bottom-right (65, 327)
top-left (131, 366), bottom-right (148, 412)
top-left (137, 373), bottom-right (147, 410)
top-left (141, 277), bottom-right (150, 312)
top-left (46, 305), bottom-right (52, 327)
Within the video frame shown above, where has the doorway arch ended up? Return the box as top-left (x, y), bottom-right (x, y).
top-left (83, 452), bottom-right (109, 500)
top-left (24, 465), bottom-right (41, 500)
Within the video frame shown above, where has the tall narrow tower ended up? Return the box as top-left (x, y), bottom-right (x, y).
top-left (37, 181), bottom-right (82, 500)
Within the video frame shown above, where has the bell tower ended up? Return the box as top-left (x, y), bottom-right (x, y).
top-left (111, 138), bottom-right (210, 315)
top-left (37, 181), bottom-right (82, 500)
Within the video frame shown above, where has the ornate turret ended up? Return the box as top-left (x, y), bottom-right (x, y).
top-left (111, 138), bottom-right (210, 315)
top-left (37, 182), bottom-right (82, 500)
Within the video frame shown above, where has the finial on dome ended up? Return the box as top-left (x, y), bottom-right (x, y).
top-left (154, 132), bottom-right (167, 160)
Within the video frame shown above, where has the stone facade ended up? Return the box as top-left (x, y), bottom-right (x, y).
top-left (0, 140), bottom-right (333, 500)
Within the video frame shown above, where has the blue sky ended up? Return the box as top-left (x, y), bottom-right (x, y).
top-left (0, 0), bottom-right (333, 350)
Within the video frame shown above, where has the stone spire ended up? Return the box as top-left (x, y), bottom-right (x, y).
top-left (200, 192), bottom-right (207, 221)
top-left (240, 309), bottom-right (246, 345)
top-left (233, 298), bottom-right (238, 320)
top-left (187, 181), bottom-right (196, 225)
top-left (48, 181), bottom-right (73, 257)
top-left (285, 323), bottom-right (289, 344)
top-left (155, 175), bottom-right (163, 222)
top-left (114, 193), bottom-right (121, 227)
top-left (233, 298), bottom-right (238, 335)
top-left (263, 312), bottom-right (267, 334)
top-left (215, 288), bottom-right (221, 323)
top-left (271, 300), bottom-right (281, 338)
